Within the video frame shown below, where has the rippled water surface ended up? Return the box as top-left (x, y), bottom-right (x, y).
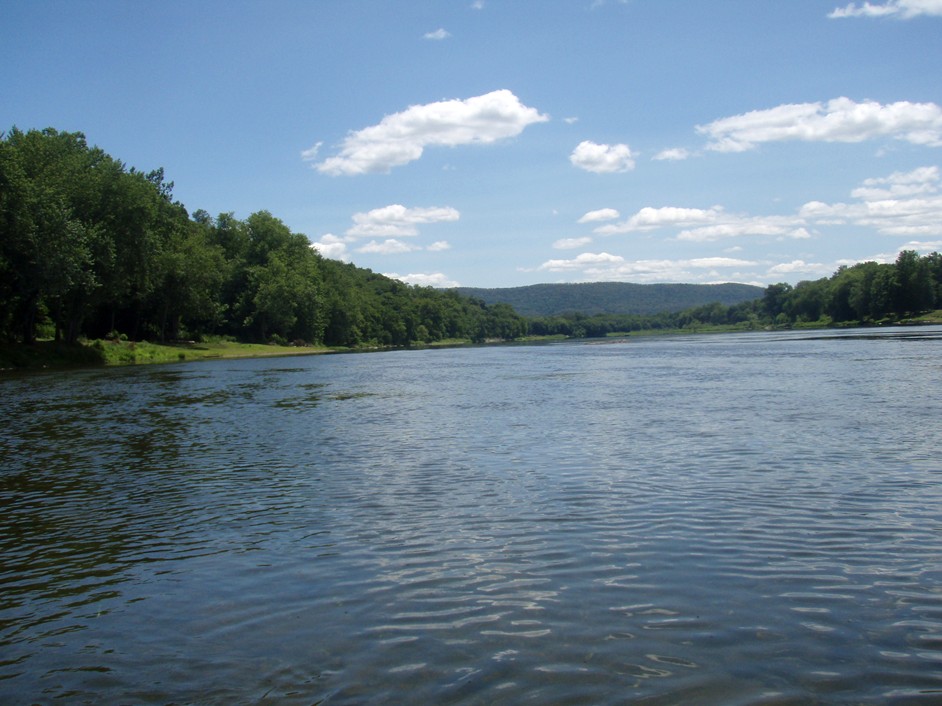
top-left (2, 328), bottom-right (942, 704)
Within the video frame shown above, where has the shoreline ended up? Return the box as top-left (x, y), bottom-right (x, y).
top-left (3, 314), bottom-right (941, 373)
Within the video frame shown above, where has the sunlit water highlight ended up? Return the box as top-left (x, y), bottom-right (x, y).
top-left (2, 327), bottom-right (942, 704)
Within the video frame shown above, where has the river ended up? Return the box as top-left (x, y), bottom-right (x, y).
top-left (2, 327), bottom-right (941, 704)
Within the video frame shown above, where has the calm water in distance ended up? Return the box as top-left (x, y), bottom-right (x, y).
top-left (2, 327), bottom-right (942, 704)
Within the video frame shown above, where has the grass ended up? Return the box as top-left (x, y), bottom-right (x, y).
top-left (0, 338), bottom-right (336, 371)
top-left (4, 311), bottom-right (941, 371)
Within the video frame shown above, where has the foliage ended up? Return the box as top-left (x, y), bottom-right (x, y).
top-left (4, 127), bottom-right (938, 356)
top-left (0, 127), bottom-right (528, 349)
top-left (530, 252), bottom-right (942, 338)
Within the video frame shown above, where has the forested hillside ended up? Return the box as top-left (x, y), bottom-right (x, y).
top-left (456, 282), bottom-right (763, 317)
top-left (527, 251), bottom-right (942, 338)
top-left (4, 128), bottom-right (940, 355)
top-left (0, 128), bottom-right (527, 347)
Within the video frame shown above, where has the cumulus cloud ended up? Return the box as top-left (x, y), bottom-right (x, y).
top-left (427, 240), bottom-right (451, 252)
top-left (653, 147), bottom-right (692, 161)
top-left (312, 90), bottom-right (548, 175)
top-left (577, 208), bottom-right (620, 223)
top-left (677, 218), bottom-right (810, 243)
top-left (697, 97), bottom-right (942, 152)
top-left (800, 165), bottom-right (942, 236)
top-left (829, 0), bottom-right (942, 18)
top-left (311, 234), bottom-right (350, 261)
top-left (424, 28), bottom-right (451, 40)
top-left (385, 272), bottom-right (461, 288)
top-left (570, 141), bottom-right (635, 173)
top-left (595, 206), bottom-right (724, 235)
top-left (592, 204), bottom-right (809, 243)
top-left (553, 237), bottom-right (594, 250)
top-left (850, 165), bottom-right (939, 200)
top-left (346, 204), bottom-right (460, 238)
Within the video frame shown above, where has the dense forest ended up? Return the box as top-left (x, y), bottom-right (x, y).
top-left (3, 128), bottom-right (940, 353)
top-left (528, 250), bottom-right (942, 338)
top-left (0, 128), bottom-right (527, 347)
top-left (457, 282), bottom-right (763, 317)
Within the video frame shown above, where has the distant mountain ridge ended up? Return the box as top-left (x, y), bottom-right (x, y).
top-left (455, 282), bottom-right (764, 317)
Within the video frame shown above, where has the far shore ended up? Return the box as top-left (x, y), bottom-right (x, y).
top-left (3, 312), bottom-right (941, 373)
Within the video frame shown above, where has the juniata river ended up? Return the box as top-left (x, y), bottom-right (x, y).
top-left (2, 327), bottom-right (942, 704)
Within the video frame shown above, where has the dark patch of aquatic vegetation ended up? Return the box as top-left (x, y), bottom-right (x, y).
top-left (329, 391), bottom-right (376, 401)
top-left (273, 394), bottom-right (322, 410)
top-left (155, 390), bottom-right (235, 407)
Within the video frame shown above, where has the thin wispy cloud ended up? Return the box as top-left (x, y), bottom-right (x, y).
top-left (697, 97), bottom-right (942, 152)
top-left (829, 0), bottom-right (942, 18)
top-left (356, 239), bottom-right (421, 255)
top-left (767, 260), bottom-right (830, 276)
top-left (311, 90), bottom-right (548, 175)
top-left (424, 28), bottom-right (451, 40)
top-left (653, 147), bottom-right (692, 161)
top-left (537, 253), bottom-right (758, 283)
top-left (553, 237), bottom-right (593, 250)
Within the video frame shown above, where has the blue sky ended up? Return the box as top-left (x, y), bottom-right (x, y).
top-left (2, 0), bottom-right (941, 288)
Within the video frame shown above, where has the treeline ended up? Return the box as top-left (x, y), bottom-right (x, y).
top-left (529, 250), bottom-right (942, 337)
top-left (0, 128), bottom-right (526, 347)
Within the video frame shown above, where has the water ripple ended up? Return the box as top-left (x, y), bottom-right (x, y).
top-left (1, 331), bottom-right (942, 703)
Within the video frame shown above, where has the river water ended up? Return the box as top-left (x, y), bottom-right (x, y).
top-left (2, 327), bottom-right (942, 704)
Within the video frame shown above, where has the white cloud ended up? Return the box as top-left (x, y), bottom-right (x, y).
top-left (850, 165), bottom-right (939, 200)
top-left (313, 90), bottom-right (548, 175)
top-left (537, 253), bottom-right (757, 283)
top-left (553, 237), bottom-right (593, 249)
top-left (829, 0), bottom-right (942, 18)
top-left (471, 0), bottom-right (485, 9)
top-left (385, 272), bottom-right (460, 288)
top-left (539, 252), bottom-right (625, 271)
top-left (300, 141), bottom-right (322, 160)
top-left (595, 206), bottom-right (724, 235)
top-left (766, 260), bottom-right (831, 276)
top-left (800, 165), bottom-right (942, 236)
top-left (356, 239), bottom-right (420, 255)
top-left (570, 140), bottom-right (635, 173)
top-left (677, 217), bottom-right (810, 242)
top-left (346, 204), bottom-right (460, 238)
top-left (311, 234), bottom-right (350, 261)
top-left (697, 97), bottom-right (942, 152)
top-left (653, 147), bottom-right (692, 161)
top-left (564, 117), bottom-right (580, 124)
top-left (427, 240), bottom-right (451, 252)
top-left (577, 208), bottom-right (620, 223)
top-left (424, 28), bottom-right (451, 40)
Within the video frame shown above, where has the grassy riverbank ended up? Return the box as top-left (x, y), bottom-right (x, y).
top-left (4, 311), bottom-right (941, 371)
top-left (0, 338), bottom-right (338, 371)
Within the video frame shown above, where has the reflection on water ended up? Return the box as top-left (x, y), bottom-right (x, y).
top-left (2, 327), bottom-right (942, 704)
